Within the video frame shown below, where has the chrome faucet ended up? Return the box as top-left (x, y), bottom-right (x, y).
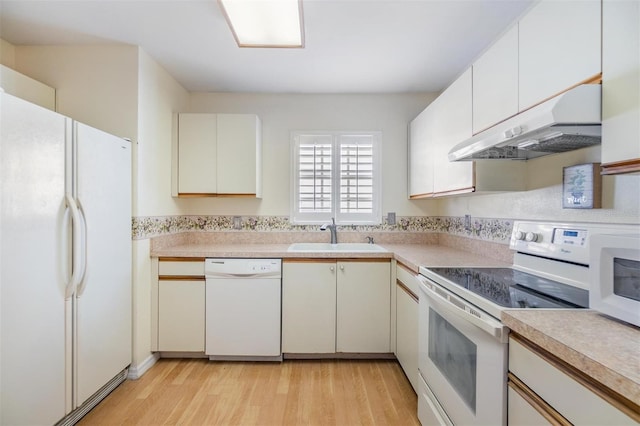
top-left (320, 218), bottom-right (338, 244)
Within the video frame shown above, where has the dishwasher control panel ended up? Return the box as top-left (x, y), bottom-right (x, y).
top-left (205, 258), bottom-right (282, 277)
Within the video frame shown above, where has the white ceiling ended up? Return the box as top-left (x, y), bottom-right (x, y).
top-left (0, 0), bottom-right (535, 93)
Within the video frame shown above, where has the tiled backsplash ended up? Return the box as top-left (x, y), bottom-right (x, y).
top-left (133, 215), bottom-right (514, 243)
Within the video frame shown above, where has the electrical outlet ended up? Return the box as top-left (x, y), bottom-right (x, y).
top-left (387, 212), bottom-right (396, 225)
top-left (464, 214), bottom-right (471, 231)
top-left (233, 216), bottom-right (242, 230)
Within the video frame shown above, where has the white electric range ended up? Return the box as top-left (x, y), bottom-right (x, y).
top-left (416, 220), bottom-right (639, 426)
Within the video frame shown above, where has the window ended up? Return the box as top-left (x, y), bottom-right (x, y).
top-left (291, 131), bottom-right (381, 225)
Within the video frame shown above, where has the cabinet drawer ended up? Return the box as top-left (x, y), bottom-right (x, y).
top-left (396, 263), bottom-right (419, 298)
top-left (509, 337), bottom-right (636, 425)
top-left (158, 259), bottom-right (205, 276)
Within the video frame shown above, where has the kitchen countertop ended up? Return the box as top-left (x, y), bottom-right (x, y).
top-left (151, 242), bottom-right (511, 271)
top-left (503, 310), bottom-right (640, 407)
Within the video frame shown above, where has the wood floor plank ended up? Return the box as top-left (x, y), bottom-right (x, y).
top-left (78, 359), bottom-right (419, 426)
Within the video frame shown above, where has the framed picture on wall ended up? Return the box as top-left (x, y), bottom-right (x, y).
top-left (562, 163), bottom-right (602, 209)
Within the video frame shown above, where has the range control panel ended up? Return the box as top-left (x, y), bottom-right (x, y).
top-left (510, 221), bottom-right (639, 265)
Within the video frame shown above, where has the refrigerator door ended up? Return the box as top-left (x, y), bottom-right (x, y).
top-left (73, 122), bottom-right (131, 408)
top-left (0, 93), bottom-right (70, 425)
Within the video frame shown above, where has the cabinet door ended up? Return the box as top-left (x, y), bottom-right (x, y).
top-left (432, 68), bottom-right (474, 195)
top-left (519, 0), bottom-right (601, 111)
top-left (396, 283), bottom-right (419, 393)
top-left (602, 0), bottom-right (640, 171)
top-left (177, 113), bottom-right (217, 194)
top-left (408, 106), bottom-right (434, 198)
top-left (282, 261), bottom-right (336, 353)
top-left (507, 385), bottom-right (556, 426)
top-left (217, 114), bottom-right (261, 195)
top-left (336, 261), bottom-right (391, 353)
top-left (158, 280), bottom-right (205, 352)
top-left (472, 25), bottom-right (519, 133)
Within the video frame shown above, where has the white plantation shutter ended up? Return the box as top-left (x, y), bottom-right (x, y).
top-left (291, 131), bottom-right (381, 225)
top-left (298, 135), bottom-right (332, 213)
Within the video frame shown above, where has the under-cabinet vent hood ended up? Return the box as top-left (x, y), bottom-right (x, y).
top-left (449, 84), bottom-right (601, 161)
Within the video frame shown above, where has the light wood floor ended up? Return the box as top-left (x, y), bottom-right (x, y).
top-left (78, 358), bottom-right (420, 426)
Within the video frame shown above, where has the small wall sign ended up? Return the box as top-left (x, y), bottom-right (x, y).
top-left (562, 163), bottom-right (602, 209)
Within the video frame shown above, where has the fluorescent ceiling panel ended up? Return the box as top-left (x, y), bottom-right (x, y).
top-left (219, 0), bottom-right (304, 48)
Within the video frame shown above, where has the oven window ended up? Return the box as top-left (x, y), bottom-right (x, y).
top-left (428, 308), bottom-right (477, 413)
top-left (613, 258), bottom-right (640, 302)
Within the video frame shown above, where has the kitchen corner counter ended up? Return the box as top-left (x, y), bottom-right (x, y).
top-left (502, 309), bottom-right (640, 407)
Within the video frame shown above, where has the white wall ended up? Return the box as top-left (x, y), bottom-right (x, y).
top-left (438, 145), bottom-right (640, 224)
top-left (133, 49), bottom-right (189, 368)
top-left (182, 92), bottom-right (439, 218)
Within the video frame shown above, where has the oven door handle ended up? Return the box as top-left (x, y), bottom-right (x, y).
top-left (418, 276), bottom-right (508, 343)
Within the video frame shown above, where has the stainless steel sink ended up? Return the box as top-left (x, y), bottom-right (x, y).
top-left (287, 242), bottom-right (387, 252)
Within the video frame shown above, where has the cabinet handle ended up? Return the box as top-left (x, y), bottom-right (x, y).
top-left (330, 266), bottom-right (335, 271)
top-left (340, 265), bottom-right (344, 271)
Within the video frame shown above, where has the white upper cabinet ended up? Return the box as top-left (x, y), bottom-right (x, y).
top-left (408, 68), bottom-right (525, 198)
top-left (472, 25), bottom-right (519, 133)
top-left (601, 0), bottom-right (640, 174)
top-left (177, 113), bottom-right (217, 195)
top-left (174, 112), bottom-right (262, 197)
top-left (518, 0), bottom-right (601, 111)
top-left (216, 114), bottom-right (262, 194)
top-left (432, 68), bottom-right (474, 195)
top-left (408, 106), bottom-right (434, 198)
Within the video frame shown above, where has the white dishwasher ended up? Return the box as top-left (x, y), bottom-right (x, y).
top-left (205, 258), bottom-right (282, 361)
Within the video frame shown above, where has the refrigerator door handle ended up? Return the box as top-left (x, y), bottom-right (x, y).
top-left (66, 194), bottom-right (85, 298)
top-left (62, 203), bottom-right (74, 300)
top-left (76, 206), bottom-right (89, 297)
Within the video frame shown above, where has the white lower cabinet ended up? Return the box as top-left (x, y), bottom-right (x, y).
top-left (282, 260), bottom-right (337, 353)
top-left (158, 280), bottom-right (205, 352)
top-left (152, 258), bottom-right (206, 352)
top-left (508, 335), bottom-right (637, 425)
top-left (395, 265), bottom-right (419, 393)
top-left (282, 259), bottom-right (391, 354)
top-left (336, 261), bottom-right (391, 353)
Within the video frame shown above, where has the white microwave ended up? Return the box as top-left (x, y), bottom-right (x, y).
top-left (590, 233), bottom-right (640, 327)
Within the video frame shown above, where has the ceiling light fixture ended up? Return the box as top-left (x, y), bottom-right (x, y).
top-left (218, 0), bottom-right (305, 48)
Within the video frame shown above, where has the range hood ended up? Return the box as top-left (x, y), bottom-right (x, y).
top-left (449, 84), bottom-right (601, 161)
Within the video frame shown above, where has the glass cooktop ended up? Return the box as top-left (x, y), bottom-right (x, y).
top-left (424, 267), bottom-right (589, 309)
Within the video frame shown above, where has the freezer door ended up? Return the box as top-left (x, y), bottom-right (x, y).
top-left (1, 93), bottom-right (70, 425)
top-left (73, 122), bottom-right (132, 408)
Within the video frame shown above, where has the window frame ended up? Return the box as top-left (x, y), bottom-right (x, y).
top-left (290, 130), bottom-right (382, 225)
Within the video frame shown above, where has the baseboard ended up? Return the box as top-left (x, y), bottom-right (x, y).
top-left (127, 353), bottom-right (159, 380)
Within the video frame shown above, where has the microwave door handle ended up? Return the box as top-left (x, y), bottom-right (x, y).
top-left (418, 278), bottom-right (507, 342)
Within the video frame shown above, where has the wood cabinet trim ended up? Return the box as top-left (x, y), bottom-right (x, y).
top-left (601, 159), bottom-right (640, 175)
top-left (433, 186), bottom-right (475, 197)
top-left (511, 333), bottom-right (640, 422)
top-left (284, 258), bottom-right (391, 263)
top-left (396, 262), bottom-right (417, 275)
top-left (508, 373), bottom-right (571, 426)
top-left (396, 280), bottom-right (418, 303)
top-left (408, 193), bottom-right (434, 199)
top-left (159, 257), bottom-right (206, 262)
top-left (158, 276), bottom-right (205, 281)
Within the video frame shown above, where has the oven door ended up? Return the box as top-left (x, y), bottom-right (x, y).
top-left (417, 274), bottom-right (508, 426)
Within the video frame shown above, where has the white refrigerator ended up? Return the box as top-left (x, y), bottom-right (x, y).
top-left (0, 92), bottom-right (132, 425)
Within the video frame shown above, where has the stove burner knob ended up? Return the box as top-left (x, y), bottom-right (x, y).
top-left (515, 231), bottom-right (526, 240)
top-left (525, 232), bottom-right (539, 242)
